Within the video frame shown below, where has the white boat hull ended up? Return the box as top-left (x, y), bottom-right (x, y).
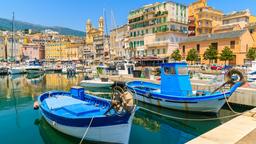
top-left (42, 112), bottom-right (135, 144)
top-left (80, 80), bottom-right (114, 88)
top-left (9, 68), bottom-right (26, 74)
top-left (134, 93), bottom-right (226, 113)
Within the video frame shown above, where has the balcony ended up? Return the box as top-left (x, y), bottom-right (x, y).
top-left (145, 40), bottom-right (169, 48)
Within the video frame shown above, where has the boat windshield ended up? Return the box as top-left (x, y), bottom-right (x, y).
top-left (177, 67), bottom-right (188, 75)
top-left (164, 66), bottom-right (175, 75)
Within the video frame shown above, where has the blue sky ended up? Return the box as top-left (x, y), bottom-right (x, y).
top-left (0, 0), bottom-right (255, 32)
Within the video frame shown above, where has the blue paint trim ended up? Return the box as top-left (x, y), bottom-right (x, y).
top-left (126, 80), bottom-right (233, 102)
top-left (38, 90), bottom-right (132, 127)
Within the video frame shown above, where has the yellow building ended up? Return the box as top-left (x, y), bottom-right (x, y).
top-left (85, 17), bottom-right (104, 46)
top-left (45, 42), bottom-right (82, 61)
top-left (179, 30), bottom-right (255, 65)
top-left (188, 0), bottom-right (223, 36)
top-left (188, 0), bottom-right (207, 16)
top-left (45, 42), bottom-right (67, 61)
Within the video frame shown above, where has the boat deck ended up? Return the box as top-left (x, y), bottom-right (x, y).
top-left (42, 95), bottom-right (108, 118)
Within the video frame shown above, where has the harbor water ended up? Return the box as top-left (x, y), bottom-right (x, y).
top-left (0, 73), bottom-right (253, 144)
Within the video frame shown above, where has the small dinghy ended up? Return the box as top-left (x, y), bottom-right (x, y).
top-left (80, 77), bottom-right (114, 88)
top-left (37, 86), bottom-right (136, 144)
top-left (126, 62), bottom-right (244, 113)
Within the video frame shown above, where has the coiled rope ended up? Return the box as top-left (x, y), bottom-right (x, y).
top-left (79, 116), bottom-right (94, 144)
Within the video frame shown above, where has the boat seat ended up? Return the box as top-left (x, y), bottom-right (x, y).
top-left (63, 104), bottom-right (100, 116)
top-left (45, 96), bottom-right (88, 110)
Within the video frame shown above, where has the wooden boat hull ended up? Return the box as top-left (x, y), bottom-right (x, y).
top-left (132, 92), bottom-right (226, 113)
top-left (80, 80), bottom-right (114, 88)
top-left (42, 111), bottom-right (134, 144)
top-left (127, 81), bottom-right (241, 113)
top-left (38, 90), bottom-right (135, 144)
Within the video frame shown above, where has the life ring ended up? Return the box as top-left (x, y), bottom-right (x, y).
top-left (224, 69), bottom-right (246, 86)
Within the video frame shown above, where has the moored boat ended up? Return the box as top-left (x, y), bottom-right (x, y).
top-left (25, 59), bottom-right (44, 74)
top-left (37, 86), bottom-right (136, 144)
top-left (80, 77), bottom-right (114, 88)
top-left (126, 62), bottom-right (244, 113)
top-left (9, 66), bottom-right (26, 74)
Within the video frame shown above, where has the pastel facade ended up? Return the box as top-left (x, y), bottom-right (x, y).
top-left (179, 30), bottom-right (254, 65)
top-left (110, 24), bottom-right (129, 59)
top-left (128, 1), bottom-right (188, 58)
top-left (188, 0), bottom-right (223, 36)
top-left (22, 44), bottom-right (43, 60)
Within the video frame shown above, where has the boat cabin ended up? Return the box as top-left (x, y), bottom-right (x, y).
top-left (160, 63), bottom-right (192, 96)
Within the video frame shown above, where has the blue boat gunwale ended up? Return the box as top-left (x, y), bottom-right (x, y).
top-left (126, 81), bottom-right (237, 102)
top-left (38, 90), bottom-right (134, 127)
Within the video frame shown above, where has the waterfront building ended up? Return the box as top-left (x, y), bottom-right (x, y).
top-left (128, 1), bottom-right (188, 58)
top-left (85, 17), bottom-right (104, 58)
top-left (188, 0), bottom-right (207, 36)
top-left (0, 36), bottom-right (7, 60)
top-left (179, 30), bottom-right (254, 65)
top-left (110, 24), bottom-right (129, 59)
top-left (222, 9), bottom-right (255, 29)
top-left (45, 42), bottom-right (82, 62)
top-left (63, 43), bottom-right (82, 61)
top-left (6, 35), bottom-right (23, 61)
top-left (188, 0), bottom-right (223, 36)
top-left (22, 43), bottom-right (44, 60)
top-left (247, 23), bottom-right (256, 47)
top-left (45, 42), bottom-right (67, 61)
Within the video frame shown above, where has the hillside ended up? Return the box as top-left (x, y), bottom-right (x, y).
top-left (0, 18), bottom-right (85, 37)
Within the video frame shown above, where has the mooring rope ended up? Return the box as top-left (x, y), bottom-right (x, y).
top-left (79, 116), bottom-right (94, 144)
top-left (222, 90), bottom-right (241, 114)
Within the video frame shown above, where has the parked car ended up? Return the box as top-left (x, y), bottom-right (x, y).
top-left (223, 65), bottom-right (233, 70)
top-left (211, 64), bottom-right (223, 70)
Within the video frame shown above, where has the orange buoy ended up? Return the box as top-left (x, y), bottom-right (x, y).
top-left (34, 101), bottom-right (39, 110)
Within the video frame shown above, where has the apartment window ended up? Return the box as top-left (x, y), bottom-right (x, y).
top-left (146, 29), bottom-right (148, 34)
top-left (163, 48), bottom-right (166, 54)
top-left (230, 41), bottom-right (235, 49)
top-left (157, 49), bottom-right (160, 54)
top-left (182, 45), bottom-right (185, 53)
top-left (152, 49), bottom-right (155, 55)
top-left (211, 43), bottom-right (218, 50)
top-left (196, 44), bottom-right (200, 53)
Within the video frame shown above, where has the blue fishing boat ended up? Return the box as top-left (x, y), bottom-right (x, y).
top-left (126, 62), bottom-right (244, 113)
top-left (37, 86), bottom-right (136, 144)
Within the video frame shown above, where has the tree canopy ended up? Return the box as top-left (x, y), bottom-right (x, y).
top-left (246, 48), bottom-right (256, 61)
top-left (203, 45), bottom-right (218, 64)
top-left (186, 48), bottom-right (199, 64)
top-left (171, 49), bottom-right (182, 61)
top-left (219, 46), bottom-right (234, 65)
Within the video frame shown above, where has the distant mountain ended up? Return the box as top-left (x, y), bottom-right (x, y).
top-left (0, 18), bottom-right (85, 37)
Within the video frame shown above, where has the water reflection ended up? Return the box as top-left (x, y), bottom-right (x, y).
top-left (0, 73), bottom-right (253, 144)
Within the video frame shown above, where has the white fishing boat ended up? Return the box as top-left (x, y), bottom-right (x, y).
top-left (126, 63), bottom-right (245, 113)
top-left (36, 86), bottom-right (136, 144)
top-left (80, 78), bottom-right (114, 88)
top-left (25, 60), bottom-right (44, 74)
top-left (9, 66), bottom-right (26, 74)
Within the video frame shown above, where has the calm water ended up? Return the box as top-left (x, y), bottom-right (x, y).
top-left (0, 73), bottom-right (253, 144)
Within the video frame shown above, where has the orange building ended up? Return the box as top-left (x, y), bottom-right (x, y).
top-left (179, 30), bottom-right (254, 65)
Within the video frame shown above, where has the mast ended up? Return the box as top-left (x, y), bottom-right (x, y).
top-left (103, 9), bottom-right (111, 61)
top-left (11, 12), bottom-right (14, 62)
